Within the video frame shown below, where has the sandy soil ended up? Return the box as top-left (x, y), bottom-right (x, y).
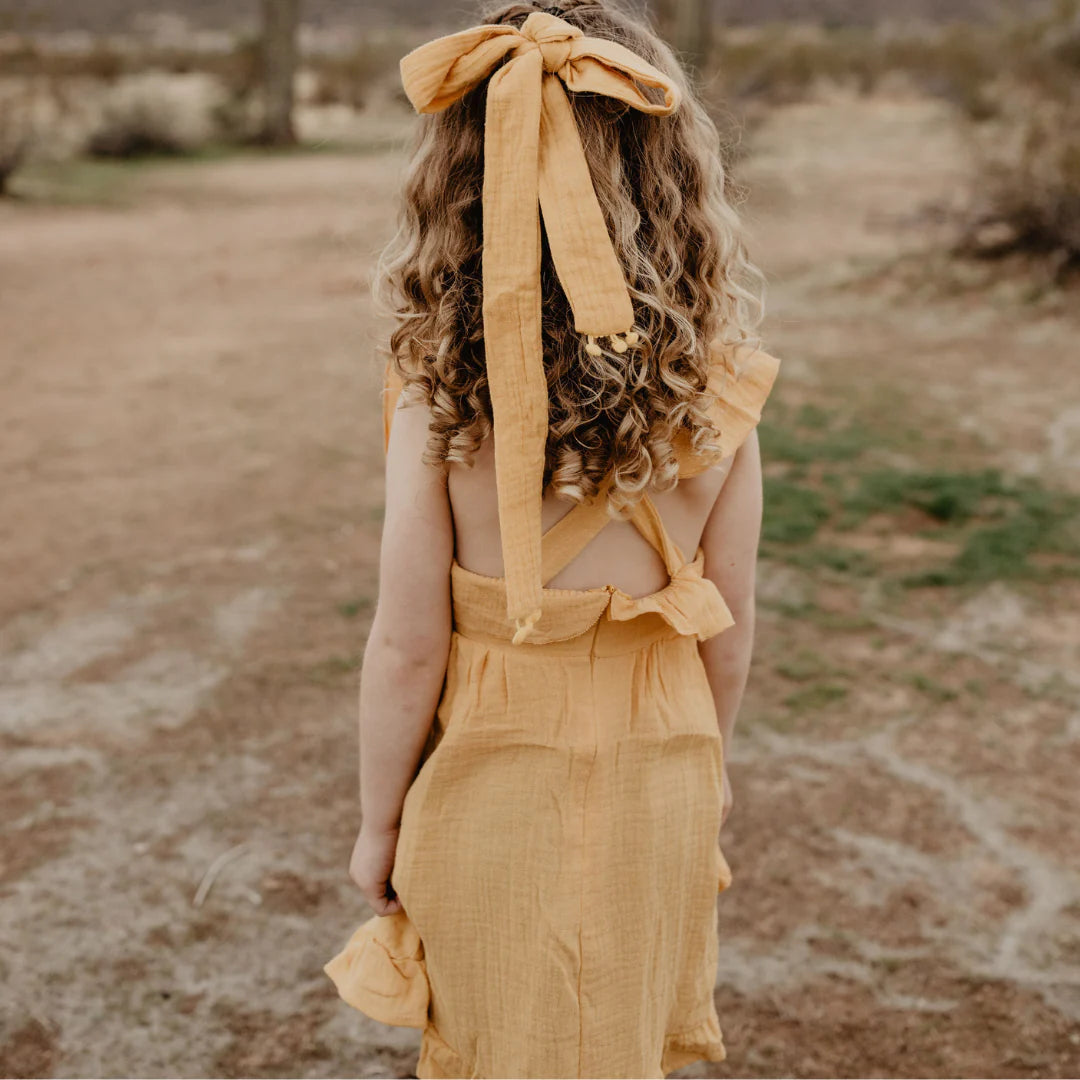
top-left (1, 96), bottom-right (1079, 1079)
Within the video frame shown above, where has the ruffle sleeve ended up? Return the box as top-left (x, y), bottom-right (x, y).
top-left (382, 343), bottom-right (779, 472)
top-left (324, 910), bottom-right (430, 1029)
top-left (676, 341), bottom-right (781, 479)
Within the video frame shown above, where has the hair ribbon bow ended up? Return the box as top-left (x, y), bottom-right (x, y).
top-left (399, 12), bottom-right (681, 642)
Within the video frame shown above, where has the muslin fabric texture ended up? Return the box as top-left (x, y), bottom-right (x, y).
top-left (325, 343), bottom-right (780, 1079)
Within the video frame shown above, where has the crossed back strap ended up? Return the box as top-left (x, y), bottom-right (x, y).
top-left (540, 493), bottom-right (685, 587)
top-left (626, 493), bottom-right (687, 576)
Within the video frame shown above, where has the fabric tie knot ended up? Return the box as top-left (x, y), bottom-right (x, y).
top-left (399, 11), bottom-right (681, 642)
top-left (516, 12), bottom-right (581, 72)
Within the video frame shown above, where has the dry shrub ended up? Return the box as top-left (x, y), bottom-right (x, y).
top-left (0, 30), bottom-right (398, 152)
top-left (705, 23), bottom-right (1007, 110)
top-left (2, 38), bottom-right (126, 81)
top-left (963, 92), bottom-right (1080, 273)
top-left (85, 73), bottom-right (223, 158)
top-left (699, 4), bottom-right (1080, 276)
top-left (0, 127), bottom-right (29, 194)
top-left (87, 100), bottom-right (188, 158)
top-left (0, 35), bottom-right (258, 88)
top-left (958, 3), bottom-right (1080, 273)
top-left (877, 26), bottom-right (1000, 119)
top-left (305, 38), bottom-right (405, 110)
top-left (0, 86), bottom-right (34, 194)
top-left (709, 26), bottom-right (875, 104)
top-left (704, 15), bottom-right (1075, 120)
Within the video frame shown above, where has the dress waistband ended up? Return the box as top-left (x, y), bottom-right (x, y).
top-left (454, 609), bottom-right (684, 658)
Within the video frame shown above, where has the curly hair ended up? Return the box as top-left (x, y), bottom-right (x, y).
top-left (376, 0), bottom-right (763, 515)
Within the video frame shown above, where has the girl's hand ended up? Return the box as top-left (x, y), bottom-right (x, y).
top-left (349, 824), bottom-right (402, 915)
top-left (720, 764), bottom-right (734, 831)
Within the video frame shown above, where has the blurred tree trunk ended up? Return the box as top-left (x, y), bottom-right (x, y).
top-left (653, 0), bottom-right (712, 78)
top-left (259, 0), bottom-right (299, 146)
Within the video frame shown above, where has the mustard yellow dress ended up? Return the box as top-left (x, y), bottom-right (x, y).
top-left (326, 344), bottom-right (779, 1079)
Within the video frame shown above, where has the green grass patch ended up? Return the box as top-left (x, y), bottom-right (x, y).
top-left (761, 396), bottom-right (1080, 589)
top-left (759, 415), bottom-right (876, 466)
top-left (748, 709), bottom-right (799, 733)
top-left (758, 595), bottom-right (875, 630)
top-left (841, 468), bottom-right (1011, 526)
top-left (761, 479), bottom-right (831, 544)
top-left (775, 648), bottom-right (849, 683)
top-left (10, 158), bottom-right (145, 206)
top-left (781, 545), bottom-right (876, 576)
top-left (783, 682), bottom-right (850, 711)
top-left (8, 141), bottom-right (390, 208)
top-left (899, 672), bottom-right (960, 703)
top-left (901, 482), bottom-right (1080, 586)
top-left (9, 148), bottom-right (254, 206)
top-left (336, 598), bottom-right (371, 619)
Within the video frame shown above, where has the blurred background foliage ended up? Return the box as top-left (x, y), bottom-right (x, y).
top-left (1, 0), bottom-right (1078, 271)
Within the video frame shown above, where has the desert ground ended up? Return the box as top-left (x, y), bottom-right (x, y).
top-left (1, 92), bottom-right (1079, 1078)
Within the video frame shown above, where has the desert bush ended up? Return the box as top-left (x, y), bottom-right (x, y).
top-left (878, 25), bottom-right (1001, 119)
top-left (85, 73), bottom-right (223, 158)
top-left (962, 92), bottom-right (1080, 273)
top-left (709, 25), bottom-right (876, 104)
top-left (0, 38), bottom-right (127, 81)
top-left (0, 87), bottom-right (34, 194)
top-left (957, 3), bottom-right (1080, 272)
top-left (87, 98), bottom-right (188, 158)
top-left (306, 38), bottom-right (405, 110)
top-left (700, 3), bottom-right (1080, 274)
top-left (706, 21), bottom-right (1008, 113)
top-left (0, 34), bottom-right (260, 86)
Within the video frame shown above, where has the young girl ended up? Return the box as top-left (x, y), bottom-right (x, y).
top-left (325, 2), bottom-right (779, 1076)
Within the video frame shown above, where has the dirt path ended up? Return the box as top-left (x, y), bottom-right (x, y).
top-left (1, 98), bottom-right (1078, 1079)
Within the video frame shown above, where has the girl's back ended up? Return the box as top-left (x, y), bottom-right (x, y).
top-left (449, 436), bottom-right (734, 597)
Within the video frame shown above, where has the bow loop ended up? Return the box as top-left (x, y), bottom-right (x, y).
top-left (399, 13), bottom-right (682, 642)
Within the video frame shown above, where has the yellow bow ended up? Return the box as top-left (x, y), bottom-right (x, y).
top-left (400, 11), bottom-right (681, 642)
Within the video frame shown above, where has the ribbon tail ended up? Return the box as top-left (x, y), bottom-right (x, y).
top-left (538, 75), bottom-right (634, 336)
top-left (482, 51), bottom-right (548, 635)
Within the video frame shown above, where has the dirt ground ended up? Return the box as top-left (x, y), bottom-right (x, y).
top-left (1, 95), bottom-right (1079, 1079)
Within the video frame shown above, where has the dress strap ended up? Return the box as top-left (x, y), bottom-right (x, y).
top-left (540, 491), bottom-right (686, 586)
top-left (628, 494), bottom-right (686, 577)
top-left (540, 498), bottom-right (612, 585)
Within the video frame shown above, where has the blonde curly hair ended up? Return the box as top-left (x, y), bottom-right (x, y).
top-left (377, 0), bottom-right (763, 514)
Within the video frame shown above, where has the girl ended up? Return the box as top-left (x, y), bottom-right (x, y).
top-left (326, 2), bottom-right (779, 1077)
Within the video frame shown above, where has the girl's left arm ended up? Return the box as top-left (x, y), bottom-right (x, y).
top-left (349, 400), bottom-right (454, 915)
top-left (697, 429), bottom-right (764, 834)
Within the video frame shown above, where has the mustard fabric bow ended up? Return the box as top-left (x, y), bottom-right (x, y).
top-left (400, 11), bottom-right (682, 643)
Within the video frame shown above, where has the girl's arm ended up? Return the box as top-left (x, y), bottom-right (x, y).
top-left (697, 429), bottom-right (764, 830)
top-left (349, 400), bottom-right (454, 915)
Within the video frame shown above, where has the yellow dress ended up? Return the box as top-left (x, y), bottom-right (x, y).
top-left (325, 345), bottom-right (780, 1079)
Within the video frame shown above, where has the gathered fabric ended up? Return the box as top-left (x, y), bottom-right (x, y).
top-left (328, 345), bottom-right (780, 1078)
top-left (327, 501), bottom-right (737, 1078)
top-left (399, 11), bottom-right (681, 641)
